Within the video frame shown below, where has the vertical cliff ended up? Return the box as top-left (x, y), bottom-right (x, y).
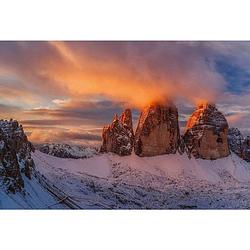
top-left (100, 109), bottom-right (134, 156)
top-left (134, 102), bottom-right (179, 157)
top-left (0, 119), bottom-right (35, 193)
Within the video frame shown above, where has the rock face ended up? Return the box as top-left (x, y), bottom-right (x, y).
top-left (227, 127), bottom-right (250, 162)
top-left (134, 102), bottom-right (180, 157)
top-left (242, 136), bottom-right (250, 162)
top-left (100, 109), bottom-right (134, 156)
top-left (228, 128), bottom-right (244, 157)
top-left (184, 103), bottom-right (230, 160)
top-left (0, 119), bottom-right (35, 193)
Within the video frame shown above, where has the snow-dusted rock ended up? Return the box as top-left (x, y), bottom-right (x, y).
top-left (242, 136), bottom-right (250, 162)
top-left (227, 128), bottom-right (250, 162)
top-left (134, 102), bottom-right (180, 157)
top-left (0, 119), bottom-right (35, 193)
top-left (39, 143), bottom-right (98, 159)
top-left (228, 127), bottom-right (244, 157)
top-left (100, 109), bottom-right (134, 156)
top-left (184, 103), bottom-right (230, 160)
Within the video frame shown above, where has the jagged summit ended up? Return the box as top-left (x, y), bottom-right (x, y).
top-left (99, 101), bottom-right (248, 162)
top-left (185, 102), bottom-right (228, 131)
top-left (100, 109), bottom-right (134, 156)
top-left (184, 103), bottom-right (230, 160)
top-left (0, 119), bottom-right (35, 193)
top-left (120, 109), bottom-right (133, 129)
top-left (134, 102), bottom-right (180, 157)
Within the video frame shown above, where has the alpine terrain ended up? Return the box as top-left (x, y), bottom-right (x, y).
top-left (1, 102), bottom-right (250, 209)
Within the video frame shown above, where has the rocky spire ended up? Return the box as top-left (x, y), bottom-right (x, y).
top-left (120, 109), bottom-right (133, 133)
top-left (100, 109), bottom-right (134, 156)
top-left (134, 102), bottom-right (180, 157)
top-left (184, 103), bottom-right (230, 160)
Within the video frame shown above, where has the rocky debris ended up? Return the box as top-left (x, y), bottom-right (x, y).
top-left (100, 109), bottom-right (134, 156)
top-left (39, 143), bottom-right (98, 159)
top-left (134, 102), bottom-right (180, 157)
top-left (0, 119), bottom-right (35, 193)
top-left (184, 103), bottom-right (230, 160)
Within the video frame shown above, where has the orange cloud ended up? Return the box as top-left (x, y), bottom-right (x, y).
top-left (0, 42), bottom-right (228, 109)
top-left (27, 42), bottom-right (225, 108)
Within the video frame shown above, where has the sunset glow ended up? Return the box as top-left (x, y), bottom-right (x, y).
top-left (1, 41), bottom-right (250, 144)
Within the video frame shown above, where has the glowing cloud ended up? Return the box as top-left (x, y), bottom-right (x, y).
top-left (0, 42), bottom-right (228, 108)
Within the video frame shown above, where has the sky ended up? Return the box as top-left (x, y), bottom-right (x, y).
top-left (1, 41), bottom-right (250, 145)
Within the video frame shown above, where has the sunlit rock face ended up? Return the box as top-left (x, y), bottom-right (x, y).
top-left (0, 119), bottom-right (35, 193)
top-left (100, 109), bottom-right (134, 156)
top-left (134, 102), bottom-right (180, 157)
top-left (184, 103), bottom-right (230, 160)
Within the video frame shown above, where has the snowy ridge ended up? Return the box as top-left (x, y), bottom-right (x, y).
top-left (39, 143), bottom-right (99, 159)
top-left (33, 150), bottom-right (250, 209)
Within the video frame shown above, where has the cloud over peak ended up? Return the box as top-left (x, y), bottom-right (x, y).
top-left (0, 41), bottom-right (233, 108)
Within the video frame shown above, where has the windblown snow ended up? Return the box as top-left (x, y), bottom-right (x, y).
top-left (29, 150), bottom-right (250, 209)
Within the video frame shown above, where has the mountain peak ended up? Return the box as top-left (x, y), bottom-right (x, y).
top-left (184, 104), bottom-right (229, 160)
top-left (134, 102), bottom-right (179, 156)
top-left (100, 109), bottom-right (134, 156)
top-left (186, 102), bottom-right (228, 132)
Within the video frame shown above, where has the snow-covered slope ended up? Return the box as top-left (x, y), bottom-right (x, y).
top-left (0, 120), bottom-right (71, 209)
top-left (33, 150), bottom-right (250, 209)
top-left (0, 173), bottom-right (68, 209)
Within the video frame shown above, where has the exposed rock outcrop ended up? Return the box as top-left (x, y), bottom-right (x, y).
top-left (184, 103), bottom-right (230, 160)
top-left (227, 127), bottom-right (250, 162)
top-left (100, 109), bottom-right (134, 156)
top-left (0, 119), bottom-right (35, 193)
top-left (242, 136), bottom-right (250, 162)
top-left (134, 102), bottom-right (180, 157)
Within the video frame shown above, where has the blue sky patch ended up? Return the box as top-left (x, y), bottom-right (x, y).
top-left (215, 58), bottom-right (250, 94)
